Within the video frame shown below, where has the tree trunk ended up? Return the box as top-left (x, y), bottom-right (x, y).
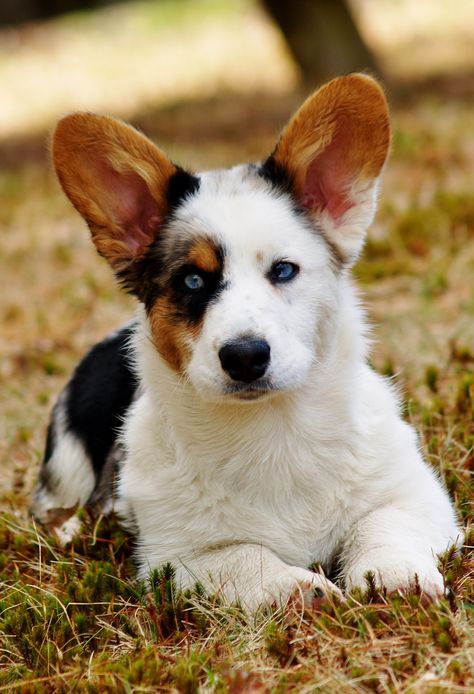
top-left (262, 0), bottom-right (380, 85)
top-left (0, 0), bottom-right (113, 25)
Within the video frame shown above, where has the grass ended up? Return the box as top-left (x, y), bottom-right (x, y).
top-left (0, 513), bottom-right (472, 691)
top-left (1, 1), bottom-right (474, 691)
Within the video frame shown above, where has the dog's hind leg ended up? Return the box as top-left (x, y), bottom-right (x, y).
top-left (31, 322), bottom-right (138, 542)
top-left (31, 391), bottom-right (96, 543)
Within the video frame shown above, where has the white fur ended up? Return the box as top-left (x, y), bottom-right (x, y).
top-left (115, 167), bottom-right (462, 610)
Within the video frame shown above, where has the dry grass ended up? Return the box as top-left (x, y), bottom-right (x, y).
top-left (1, 1), bottom-right (473, 691)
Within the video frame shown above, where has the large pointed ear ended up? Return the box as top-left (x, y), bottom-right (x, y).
top-left (262, 74), bottom-right (391, 264)
top-left (52, 113), bottom-right (181, 273)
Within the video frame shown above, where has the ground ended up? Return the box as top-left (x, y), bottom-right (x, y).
top-left (0, 1), bottom-right (473, 692)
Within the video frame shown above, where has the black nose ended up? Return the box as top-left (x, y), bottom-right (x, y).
top-left (219, 338), bottom-right (271, 383)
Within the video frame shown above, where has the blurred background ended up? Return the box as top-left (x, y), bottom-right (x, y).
top-left (1, 0), bottom-right (474, 503)
top-left (1, 0), bottom-right (474, 165)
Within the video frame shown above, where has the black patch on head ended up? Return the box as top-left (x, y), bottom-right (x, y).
top-left (119, 229), bottom-right (226, 323)
top-left (167, 167), bottom-right (201, 215)
top-left (258, 155), bottom-right (295, 197)
top-left (258, 155), bottom-right (307, 220)
top-left (138, 233), bottom-right (226, 322)
top-left (64, 323), bottom-right (138, 477)
top-left (168, 244), bottom-right (226, 324)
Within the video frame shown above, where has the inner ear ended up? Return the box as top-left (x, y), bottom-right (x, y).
top-left (261, 74), bottom-right (391, 260)
top-left (87, 162), bottom-right (162, 258)
top-left (301, 120), bottom-right (359, 221)
top-left (52, 113), bottom-right (181, 271)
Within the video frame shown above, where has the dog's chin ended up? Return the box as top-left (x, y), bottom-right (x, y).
top-left (193, 379), bottom-right (281, 404)
top-left (226, 389), bottom-right (274, 403)
top-left (222, 380), bottom-right (281, 404)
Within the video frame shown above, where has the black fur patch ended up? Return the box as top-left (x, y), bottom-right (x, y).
top-left (169, 246), bottom-right (226, 325)
top-left (64, 323), bottom-right (138, 477)
top-left (258, 155), bottom-right (295, 197)
top-left (43, 420), bottom-right (55, 465)
top-left (167, 167), bottom-right (201, 215)
top-left (136, 235), bottom-right (226, 324)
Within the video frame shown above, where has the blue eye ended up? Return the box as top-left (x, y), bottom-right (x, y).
top-left (184, 273), bottom-right (205, 291)
top-left (270, 261), bottom-right (299, 283)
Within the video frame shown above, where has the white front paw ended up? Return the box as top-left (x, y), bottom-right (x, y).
top-left (256, 566), bottom-right (344, 612)
top-left (345, 554), bottom-right (445, 599)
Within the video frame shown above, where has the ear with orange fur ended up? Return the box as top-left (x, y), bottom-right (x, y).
top-left (52, 113), bottom-right (178, 272)
top-left (264, 74), bottom-right (391, 264)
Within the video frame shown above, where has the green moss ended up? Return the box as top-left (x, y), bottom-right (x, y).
top-left (171, 651), bottom-right (210, 694)
top-left (265, 621), bottom-right (295, 667)
top-left (425, 365), bottom-right (439, 392)
top-left (355, 256), bottom-right (411, 282)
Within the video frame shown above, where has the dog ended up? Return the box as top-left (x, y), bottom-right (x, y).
top-left (31, 74), bottom-right (462, 612)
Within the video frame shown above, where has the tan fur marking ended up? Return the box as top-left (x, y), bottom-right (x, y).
top-left (273, 74), bottom-right (391, 204)
top-left (148, 296), bottom-right (200, 373)
top-left (186, 238), bottom-right (220, 272)
top-left (52, 113), bottom-right (177, 271)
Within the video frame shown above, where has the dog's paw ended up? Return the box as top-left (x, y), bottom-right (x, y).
top-left (261, 566), bottom-right (344, 611)
top-left (52, 514), bottom-right (83, 545)
top-left (31, 502), bottom-right (82, 546)
top-left (345, 557), bottom-right (445, 600)
top-left (41, 507), bottom-right (82, 546)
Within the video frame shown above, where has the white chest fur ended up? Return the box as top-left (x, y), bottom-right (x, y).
top-left (114, 296), bottom-right (461, 610)
top-left (118, 309), bottom-right (434, 579)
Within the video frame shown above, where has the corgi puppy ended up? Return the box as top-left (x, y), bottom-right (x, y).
top-left (32, 75), bottom-right (462, 612)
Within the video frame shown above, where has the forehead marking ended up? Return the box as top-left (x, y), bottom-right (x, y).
top-left (186, 237), bottom-right (221, 272)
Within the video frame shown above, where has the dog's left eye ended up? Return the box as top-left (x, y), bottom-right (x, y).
top-left (184, 273), bottom-right (205, 291)
top-left (269, 261), bottom-right (299, 284)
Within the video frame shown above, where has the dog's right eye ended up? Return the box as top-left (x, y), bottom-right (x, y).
top-left (183, 273), bottom-right (205, 291)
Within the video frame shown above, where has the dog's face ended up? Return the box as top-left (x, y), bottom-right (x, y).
top-left (159, 168), bottom-right (337, 400)
top-left (52, 74), bottom-right (390, 401)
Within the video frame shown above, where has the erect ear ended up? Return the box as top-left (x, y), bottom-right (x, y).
top-left (262, 74), bottom-right (391, 264)
top-left (52, 113), bottom-right (180, 272)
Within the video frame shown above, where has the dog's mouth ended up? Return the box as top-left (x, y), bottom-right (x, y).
top-left (223, 379), bottom-right (276, 401)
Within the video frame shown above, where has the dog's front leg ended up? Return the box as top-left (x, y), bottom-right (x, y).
top-left (174, 543), bottom-right (343, 613)
top-left (340, 505), bottom-right (462, 599)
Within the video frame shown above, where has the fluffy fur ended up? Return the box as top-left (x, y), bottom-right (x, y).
top-left (32, 75), bottom-right (462, 612)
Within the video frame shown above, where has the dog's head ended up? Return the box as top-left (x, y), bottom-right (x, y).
top-left (53, 74), bottom-right (390, 402)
